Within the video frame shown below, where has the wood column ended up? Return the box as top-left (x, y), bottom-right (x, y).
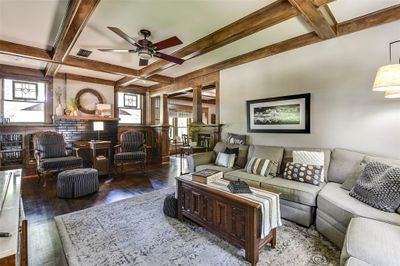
top-left (145, 91), bottom-right (151, 126)
top-left (161, 94), bottom-right (169, 126)
top-left (192, 86), bottom-right (203, 124)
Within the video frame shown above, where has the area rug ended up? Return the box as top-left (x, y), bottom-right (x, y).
top-left (55, 187), bottom-right (340, 266)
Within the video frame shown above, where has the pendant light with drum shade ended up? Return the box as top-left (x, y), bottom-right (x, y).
top-left (373, 40), bottom-right (400, 98)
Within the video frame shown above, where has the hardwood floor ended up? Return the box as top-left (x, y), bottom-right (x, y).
top-left (21, 157), bottom-right (187, 266)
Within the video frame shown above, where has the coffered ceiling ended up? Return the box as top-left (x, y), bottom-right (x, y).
top-left (0, 0), bottom-right (399, 88)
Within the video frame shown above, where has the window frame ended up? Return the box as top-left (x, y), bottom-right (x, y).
top-left (117, 92), bottom-right (144, 125)
top-left (1, 76), bottom-right (51, 124)
top-left (12, 80), bottom-right (39, 101)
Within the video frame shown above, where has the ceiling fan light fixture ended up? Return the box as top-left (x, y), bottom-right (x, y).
top-left (138, 49), bottom-right (152, 60)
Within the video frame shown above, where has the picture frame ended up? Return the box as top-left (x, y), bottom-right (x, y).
top-left (246, 93), bottom-right (310, 134)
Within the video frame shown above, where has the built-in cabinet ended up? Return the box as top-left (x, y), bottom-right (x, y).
top-left (0, 169), bottom-right (27, 266)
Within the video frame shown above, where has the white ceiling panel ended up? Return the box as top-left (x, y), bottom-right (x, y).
top-left (0, 54), bottom-right (47, 69)
top-left (58, 65), bottom-right (123, 81)
top-left (70, 0), bottom-right (274, 69)
top-left (0, 0), bottom-right (69, 50)
top-left (161, 17), bottom-right (312, 77)
top-left (328, 0), bottom-right (400, 23)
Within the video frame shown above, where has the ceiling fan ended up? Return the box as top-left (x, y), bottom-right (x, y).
top-left (98, 27), bottom-right (184, 66)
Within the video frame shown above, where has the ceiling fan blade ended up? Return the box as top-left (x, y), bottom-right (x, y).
top-left (152, 36), bottom-right (183, 50)
top-left (154, 52), bottom-right (184, 65)
top-left (139, 58), bottom-right (149, 66)
top-left (107, 26), bottom-right (141, 48)
top-left (98, 49), bottom-right (136, 52)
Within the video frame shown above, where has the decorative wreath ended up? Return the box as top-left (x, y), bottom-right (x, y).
top-left (75, 88), bottom-right (103, 115)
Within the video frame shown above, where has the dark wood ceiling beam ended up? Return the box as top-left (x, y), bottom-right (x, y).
top-left (54, 72), bottom-right (115, 86)
top-left (45, 0), bottom-right (100, 77)
top-left (115, 73), bottom-right (173, 87)
top-left (170, 96), bottom-right (216, 105)
top-left (116, 85), bottom-right (148, 94)
top-left (137, 0), bottom-right (299, 79)
top-left (311, 0), bottom-right (334, 7)
top-left (0, 40), bottom-right (52, 61)
top-left (288, 0), bottom-right (336, 39)
top-left (152, 4), bottom-right (400, 96)
top-left (0, 63), bottom-right (47, 79)
top-left (336, 4), bottom-right (400, 35)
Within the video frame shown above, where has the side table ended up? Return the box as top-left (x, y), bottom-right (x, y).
top-left (89, 141), bottom-right (111, 176)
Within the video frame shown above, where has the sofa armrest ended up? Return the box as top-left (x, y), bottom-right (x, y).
top-left (187, 151), bottom-right (216, 173)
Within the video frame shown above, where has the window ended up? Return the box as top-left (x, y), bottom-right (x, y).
top-left (2, 79), bottom-right (46, 123)
top-left (177, 117), bottom-right (188, 138)
top-left (118, 92), bottom-right (142, 124)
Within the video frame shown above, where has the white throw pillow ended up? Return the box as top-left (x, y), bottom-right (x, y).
top-left (293, 151), bottom-right (325, 182)
top-left (215, 152), bottom-right (235, 168)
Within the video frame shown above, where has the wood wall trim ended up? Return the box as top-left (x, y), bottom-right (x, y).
top-left (133, 0), bottom-right (299, 82)
top-left (115, 84), bottom-right (148, 94)
top-left (45, 0), bottom-right (100, 76)
top-left (171, 96), bottom-right (216, 105)
top-left (0, 64), bottom-right (49, 80)
top-left (288, 0), bottom-right (336, 39)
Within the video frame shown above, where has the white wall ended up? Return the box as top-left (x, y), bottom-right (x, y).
top-left (220, 21), bottom-right (400, 159)
top-left (53, 78), bottom-right (114, 116)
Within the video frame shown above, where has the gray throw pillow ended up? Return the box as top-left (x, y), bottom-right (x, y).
top-left (341, 163), bottom-right (365, 191)
top-left (350, 161), bottom-right (400, 213)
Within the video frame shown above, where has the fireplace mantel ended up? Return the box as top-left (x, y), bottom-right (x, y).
top-left (54, 116), bottom-right (120, 122)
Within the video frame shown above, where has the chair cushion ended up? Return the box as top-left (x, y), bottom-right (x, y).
top-left (341, 217), bottom-right (400, 266)
top-left (114, 151), bottom-right (146, 161)
top-left (195, 164), bottom-right (235, 173)
top-left (327, 149), bottom-right (365, 184)
top-left (260, 177), bottom-right (324, 206)
top-left (247, 145), bottom-right (284, 176)
top-left (35, 132), bottom-right (67, 159)
top-left (39, 156), bottom-right (82, 172)
top-left (317, 183), bottom-right (400, 231)
top-left (224, 169), bottom-right (272, 188)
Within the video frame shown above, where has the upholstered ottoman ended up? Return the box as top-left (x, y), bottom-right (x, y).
top-left (163, 193), bottom-right (178, 218)
top-left (57, 168), bottom-right (99, 198)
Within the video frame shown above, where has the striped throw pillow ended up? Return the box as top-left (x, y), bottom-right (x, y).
top-left (215, 152), bottom-right (235, 168)
top-left (245, 157), bottom-right (272, 177)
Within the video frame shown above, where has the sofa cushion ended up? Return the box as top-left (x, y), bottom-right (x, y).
top-left (215, 152), bottom-right (235, 168)
top-left (114, 151), bottom-right (146, 161)
top-left (195, 164), bottom-right (235, 173)
top-left (224, 169), bottom-right (272, 187)
top-left (260, 177), bottom-right (324, 206)
top-left (213, 142), bottom-right (249, 168)
top-left (341, 217), bottom-right (400, 266)
top-left (363, 155), bottom-right (400, 166)
top-left (247, 145), bottom-right (284, 176)
top-left (344, 257), bottom-right (372, 266)
top-left (281, 147), bottom-right (331, 179)
top-left (244, 157), bottom-right (272, 177)
top-left (327, 149), bottom-right (365, 184)
top-left (317, 183), bottom-right (400, 231)
top-left (282, 162), bottom-right (322, 186)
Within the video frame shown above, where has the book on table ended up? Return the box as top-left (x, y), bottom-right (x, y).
top-left (191, 169), bottom-right (223, 184)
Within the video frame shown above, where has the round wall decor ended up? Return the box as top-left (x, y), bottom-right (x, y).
top-left (75, 88), bottom-right (103, 115)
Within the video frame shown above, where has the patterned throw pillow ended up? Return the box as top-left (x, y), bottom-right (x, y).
top-left (225, 133), bottom-right (247, 145)
top-left (215, 152), bottom-right (235, 168)
top-left (293, 151), bottom-right (325, 182)
top-left (350, 161), bottom-right (400, 213)
top-left (283, 162), bottom-right (323, 186)
top-left (245, 157), bottom-right (272, 177)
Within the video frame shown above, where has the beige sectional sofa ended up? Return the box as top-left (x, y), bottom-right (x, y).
top-left (187, 142), bottom-right (400, 266)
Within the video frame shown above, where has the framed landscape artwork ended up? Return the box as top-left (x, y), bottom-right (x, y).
top-left (247, 93), bottom-right (310, 133)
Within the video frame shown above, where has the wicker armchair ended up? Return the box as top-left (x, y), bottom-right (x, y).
top-left (114, 131), bottom-right (146, 175)
top-left (33, 131), bottom-right (82, 184)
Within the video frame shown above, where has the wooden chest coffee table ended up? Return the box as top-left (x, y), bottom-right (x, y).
top-left (176, 175), bottom-right (278, 265)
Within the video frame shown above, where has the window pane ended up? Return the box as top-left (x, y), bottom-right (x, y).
top-left (177, 118), bottom-right (187, 127)
top-left (118, 92), bottom-right (141, 108)
top-left (4, 101), bottom-right (44, 122)
top-left (119, 108), bottom-right (141, 124)
top-left (177, 127), bottom-right (188, 138)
